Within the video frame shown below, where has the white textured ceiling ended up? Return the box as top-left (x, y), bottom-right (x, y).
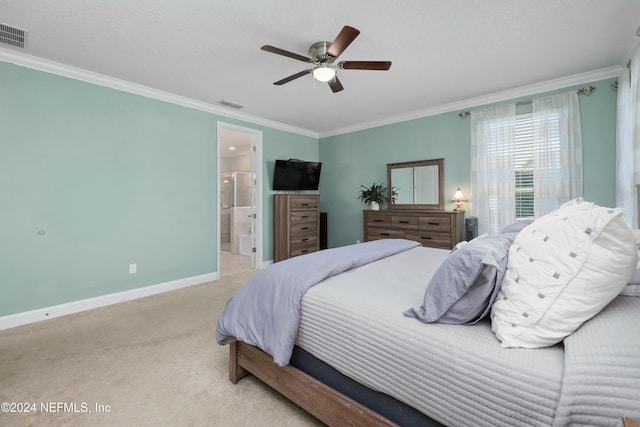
top-left (1, 0), bottom-right (639, 136)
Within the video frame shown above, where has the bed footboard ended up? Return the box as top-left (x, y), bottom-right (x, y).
top-left (229, 341), bottom-right (397, 427)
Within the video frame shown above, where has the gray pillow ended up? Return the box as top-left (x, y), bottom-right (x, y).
top-left (405, 220), bottom-right (531, 325)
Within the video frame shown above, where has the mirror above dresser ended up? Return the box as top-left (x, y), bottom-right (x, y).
top-left (387, 158), bottom-right (444, 210)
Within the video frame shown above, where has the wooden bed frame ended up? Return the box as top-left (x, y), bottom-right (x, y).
top-left (229, 341), bottom-right (398, 426)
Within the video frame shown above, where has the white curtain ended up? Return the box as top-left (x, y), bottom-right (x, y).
top-left (470, 104), bottom-right (517, 235)
top-left (616, 47), bottom-right (640, 228)
top-left (532, 92), bottom-right (583, 216)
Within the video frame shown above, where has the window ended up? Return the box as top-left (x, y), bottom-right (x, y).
top-left (515, 113), bottom-right (534, 219)
top-left (470, 92), bottom-right (581, 235)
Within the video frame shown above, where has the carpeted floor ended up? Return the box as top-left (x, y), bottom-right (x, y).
top-left (0, 256), bottom-right (323, 426)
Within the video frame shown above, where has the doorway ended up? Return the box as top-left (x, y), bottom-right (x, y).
top-left (217, 122), bottom-right (263, 276)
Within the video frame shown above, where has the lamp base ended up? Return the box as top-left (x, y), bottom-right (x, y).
top-left (453, 207), bottom-right (465, 212)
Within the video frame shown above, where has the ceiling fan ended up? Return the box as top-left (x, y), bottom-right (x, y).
top-left (261, 25), bottom-right (392, 93)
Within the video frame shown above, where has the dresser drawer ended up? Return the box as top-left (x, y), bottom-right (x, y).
top-left (391, 215), bottom-right (419, 230)
top-left (367, 228), bottom-right (404, 239)
top-left (419, 216), bottom-right (452, 232)
top-left (291, 233), bottom-right (317, 246)
top-left (405, 231), bottom-right (451, 249)
top-left (291, 210), bottom-right (317, 224)
top-left (290, 237), bottom-right (318, 257)
top-left (366, 213), bottom-right (391, 227)
top-left (290, 196), bottom-right (318, 210)
top-left (291, 221), bottom-right (317, 234)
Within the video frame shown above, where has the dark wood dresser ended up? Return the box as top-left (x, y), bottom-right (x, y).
top-left (363, 210), bottom-right (464, 250)
top-left (274, 194), bottom-right (320, 262)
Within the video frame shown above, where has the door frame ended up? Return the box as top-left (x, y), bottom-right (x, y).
top-left (217, 121), bottom-right (263, 271)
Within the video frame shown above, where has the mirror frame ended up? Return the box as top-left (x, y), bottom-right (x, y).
top-left (387, 158), bottom-right (444, 211)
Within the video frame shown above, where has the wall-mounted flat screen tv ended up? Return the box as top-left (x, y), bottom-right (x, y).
top-left (273, 159), bottom-right (322, 191)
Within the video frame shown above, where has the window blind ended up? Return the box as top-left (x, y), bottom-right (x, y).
top-left (515, 113), bottom-right (534, 219)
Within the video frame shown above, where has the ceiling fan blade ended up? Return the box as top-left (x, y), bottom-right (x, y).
top-left (261, 45), bottom-right (310, 62)
top-left (274, 69), bottom-right (312, 85)
top-left (326, 26), bottom-right (360, 58)
top-left (339, 61), bottom-right (392, 70)
top-left (328, 76), bottom-right (344, 93)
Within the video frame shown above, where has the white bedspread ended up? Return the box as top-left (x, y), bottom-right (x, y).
top-left (553, 295), bottom-right (640, 426)
top-left (297, 246), bottom-right (565, 427)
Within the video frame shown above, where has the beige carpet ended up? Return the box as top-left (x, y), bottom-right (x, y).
top-left (0, 256), bottom-right (323, 427)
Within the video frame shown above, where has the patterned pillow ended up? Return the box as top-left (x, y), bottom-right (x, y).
top-left (404, 221), bottom-right (530, 325)
top-left (491, 201), bottom-right (638, 348)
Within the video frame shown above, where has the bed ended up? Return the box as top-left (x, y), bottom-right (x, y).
top-left (217, 200), bottom-right (640, 426)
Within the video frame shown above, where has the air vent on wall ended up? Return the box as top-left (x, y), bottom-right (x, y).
top-left (0, 23), bottom-right (27, 48)
top-left (219, 99), bottom-right (245, 109)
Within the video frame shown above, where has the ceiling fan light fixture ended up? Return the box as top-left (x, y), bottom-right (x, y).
top-left (312, 65), bottom-right (336, 82)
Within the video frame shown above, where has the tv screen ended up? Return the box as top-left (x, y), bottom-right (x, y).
top-left (273, 159), bottom-right (322, 191)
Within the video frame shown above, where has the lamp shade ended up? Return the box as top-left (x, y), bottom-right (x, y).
top-left (312, 65), bottom-right (336, 82)
top-left (451, 187), bottom-right (466, 202)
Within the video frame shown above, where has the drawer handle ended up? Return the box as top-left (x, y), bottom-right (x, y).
top-left (301, 227), bottom-right (309, 230)
top-left (380, 233), bottom-right (391, 236)
top-left (421, 236), bottom-right (433, 240)
top-left (399, 220), bottom-right (410, 224)
top-left (301, 215), bottom-right (309, 218)
top-left (427, 222), bottom-right (440, 226)
top-left (301, 249), bottom-right (309, 253)
top-left (300, 203), bottom-right (309, 206)
top-left (301, 238), bottom-right (309, 242)
top-left (373, 219), bottom-right (384, 222)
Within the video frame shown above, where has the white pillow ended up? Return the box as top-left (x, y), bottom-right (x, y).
top-left (491, 202), bottom-right (638, 348)
top-left (622, 284), bottom-right (640, 296)
top-left (621, 229), bottom-right (640, 295)
top-left (629, 253), bottom-right (640, 284)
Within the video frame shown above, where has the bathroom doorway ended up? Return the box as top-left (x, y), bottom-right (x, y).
top-left (218, 122), bottom-right (263, 276)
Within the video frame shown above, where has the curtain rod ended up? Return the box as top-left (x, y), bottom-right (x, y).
top-left (457, 85), bottom-right (596, 119)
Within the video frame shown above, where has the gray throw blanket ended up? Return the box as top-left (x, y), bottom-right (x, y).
top-left (216, 239), bottom-right (420, 366)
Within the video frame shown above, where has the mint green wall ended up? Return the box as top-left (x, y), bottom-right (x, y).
top-left (0, 59), bottom-right (616, 317)
top-left (0, 62), bottom-right (316, 316)
top-left (319, 78), bottom-right (618, 248)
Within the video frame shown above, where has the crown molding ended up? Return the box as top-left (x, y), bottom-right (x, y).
top-left (0, 48), bottom-right (319, 139)
top-left (0, 48), bottom-right (623, 141)
top-left (319, 65), bottom-right (624, 138)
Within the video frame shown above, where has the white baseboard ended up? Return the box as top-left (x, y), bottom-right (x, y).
top-left (0, 272), bottom-right (219, 331)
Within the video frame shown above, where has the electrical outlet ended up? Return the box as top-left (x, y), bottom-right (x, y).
top-left (129, 263), bottom-right (137, 274)
top-left (356, 240), bottom-right (361, 244)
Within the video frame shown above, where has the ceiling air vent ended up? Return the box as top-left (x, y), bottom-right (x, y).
top-left (219, 99), bottom-right (245, 109)
top-left (0, 23), bottom-right (27, 48)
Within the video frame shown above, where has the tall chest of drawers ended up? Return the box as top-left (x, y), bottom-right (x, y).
top-left (363, 210), bottom-right (464, 250)
top-left (274, 194), bottom-right (320, 262)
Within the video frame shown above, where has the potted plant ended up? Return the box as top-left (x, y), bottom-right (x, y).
top-left (358, 182), bottom-right (387, 210)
